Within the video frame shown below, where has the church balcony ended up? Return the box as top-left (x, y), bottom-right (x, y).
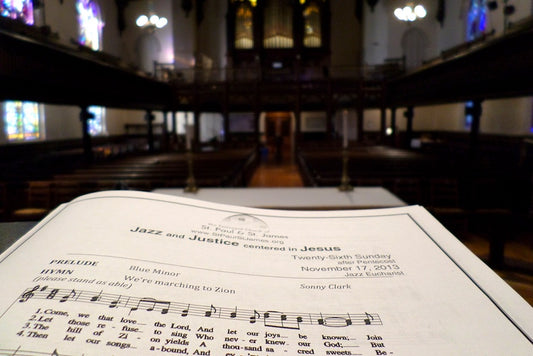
top-left (0, 25), bottom-right (172, 111)
top-left (2, 13), bottom-right (530, 115)
top-left (156, 63), bottom-right (402, 112)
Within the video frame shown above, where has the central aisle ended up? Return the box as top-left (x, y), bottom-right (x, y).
top-left (248, 144), bottom-right (304, 187)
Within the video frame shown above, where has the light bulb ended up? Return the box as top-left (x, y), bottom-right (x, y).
top-left (156, 17), bottom-right (168, 28)
top-left (414, 5), bottom-right (427, 18)
top-left (136, 15), bottom-right (148, 27)
top-left (394, 8), bottom-right (405, 21)
top-left (394, 4), bottom-right (426, 22)
top-left (150, 15), bottom-right (159, 25)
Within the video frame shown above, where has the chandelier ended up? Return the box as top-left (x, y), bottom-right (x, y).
top-left (136, 1), bottom-right (168, 29)
top-left (394, 3), bottom-right (427, 22)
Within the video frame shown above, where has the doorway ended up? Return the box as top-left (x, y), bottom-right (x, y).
top-left (263, 112), bottom-right (294, 164)
top-left (249, 111), bottom-right (303, 186)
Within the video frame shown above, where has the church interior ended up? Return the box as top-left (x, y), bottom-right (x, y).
top-left (0, 0), bottom-right (532, 303)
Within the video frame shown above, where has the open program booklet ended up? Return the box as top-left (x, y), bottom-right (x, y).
top-left (0, 190), bottom-right (531, 355)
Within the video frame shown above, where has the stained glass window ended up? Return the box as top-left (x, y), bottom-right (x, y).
top-left (0, 0), bottom-right (34, 25)
top-left (88, 106), bottom-right (106, 136)
top-left (465, 0), bottom-right (488, 128)
top-left (4, 101), bottom-right (42, 141)
top-left (464, 100), bottom-right (474, 129)
top-left (466, 0), bottom-right (488, 41)
top-left (303, 1), bottom-right (321, 47)
top-left (76, 0), bottom-right (103, 51)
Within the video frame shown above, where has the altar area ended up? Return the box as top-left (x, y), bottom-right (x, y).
top-left (152, 187), bottom-right (406, 210)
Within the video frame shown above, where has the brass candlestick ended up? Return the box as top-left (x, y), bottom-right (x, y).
top-left (338, 148), bottom-right (353, 192)
top-left (184, 150), bottom-right (198, 193)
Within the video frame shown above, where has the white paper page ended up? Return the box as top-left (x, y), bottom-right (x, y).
top-left (0, 190), bottom-right (531, 355)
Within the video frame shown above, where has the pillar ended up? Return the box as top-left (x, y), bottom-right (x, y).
top-left (356, 81), bottom-right (364, 142)
top-left (326, 80), bottom-right (334, 139)
top-left (223, 110), bottom-right (230, 143)
top-left (224, 79), bottom-right (231, 143)
top-left (193, 111), bottom-right (200, 151)
top-left (162, 111), bottom-right (169, 151)
top-left (326, 106), bottom-right (334, 139)
top-left (294, 109), bottom-right (301, 148)
top-left (390, 107), bottom-right (397, 146)
top-left (145, 110), bottom-right (155, 152)
top-left (466, 99), bottom-right (483, 210)
top-left (171, 111), bottom-right (177, 146)
top-left (468, 100), bottom-right (482, 162)
top-left (404, 106), bottom-right (414, 148)
top-left (379, 106), bottom-right (387, 143)
top-left (79, 106), bottom-right (94, 162)
top-left (356, 106), bottom-right (364, 142)
top-left (253, 110), bottom-right (260, 145)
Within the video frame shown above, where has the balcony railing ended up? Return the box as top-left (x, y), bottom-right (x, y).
top-left (153, 62), bottom-right (405, 85)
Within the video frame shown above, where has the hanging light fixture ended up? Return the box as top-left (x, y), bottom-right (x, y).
top-left (394, 3), bottom-right (427, 22)
top-left (136, 1), bottom-right (168, 29)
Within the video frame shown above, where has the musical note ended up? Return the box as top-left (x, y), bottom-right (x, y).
top-left (205, 304), bottom-right (216, 317)
top-left (316, 313), bottom-right (355, 327)
top-left (250, 310), bottom-right (261, 324)
top-left (109, 296), bottom-right (121, 308)
top-left (59, 289), bottom-right (76, 303)
top-left (130, 298), bottom-right (171, 315)
top-left (19, 285), bottom-right (40, 303)
top-left (46, 289), bottom-right (59, 300)
top-left (90, 290), bottom-right (103, 302)
top-left (130, 298), bottom-right (150, 313)
top-left (364, 312), bottom-right (374, 325)
top-left (264, 310), bottom-right (300, 330)
top-left (317, 313), bottom-right (325, 325)
top-left (182, 304), bottom-right (190, 317)
top-left (230, 306), bottom-right (237, 318)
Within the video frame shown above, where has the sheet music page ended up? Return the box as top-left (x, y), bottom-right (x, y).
top-left (0, 190), bottom-right (531, 355)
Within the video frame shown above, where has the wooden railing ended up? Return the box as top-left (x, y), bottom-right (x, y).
top-left (153, 63), bottom-right (405, 85)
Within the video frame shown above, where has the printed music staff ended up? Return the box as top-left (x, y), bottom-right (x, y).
top-left (17, 285), bottom-right (382, 329)
top-left (19, 285), bottom-right (44, 303)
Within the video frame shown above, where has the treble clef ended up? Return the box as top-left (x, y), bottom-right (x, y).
top-left (19, 285), bottom-right (43, 303)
